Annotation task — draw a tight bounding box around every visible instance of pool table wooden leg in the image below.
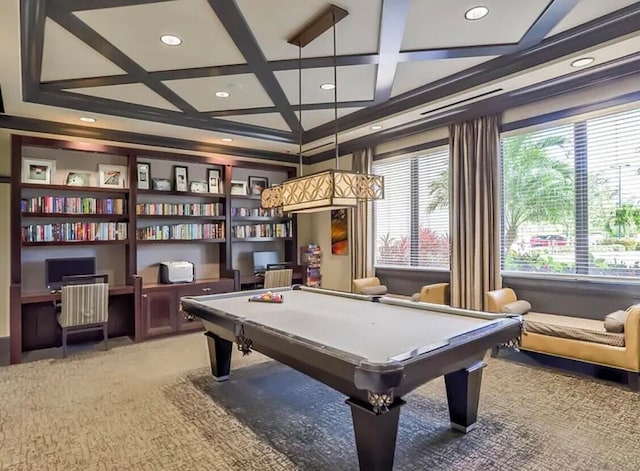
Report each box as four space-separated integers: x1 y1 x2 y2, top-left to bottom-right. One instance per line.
444 361 486 433
205 332 232 382
346 398 405 471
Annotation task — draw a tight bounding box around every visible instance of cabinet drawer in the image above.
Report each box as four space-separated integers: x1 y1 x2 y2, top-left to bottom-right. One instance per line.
178 280 235 297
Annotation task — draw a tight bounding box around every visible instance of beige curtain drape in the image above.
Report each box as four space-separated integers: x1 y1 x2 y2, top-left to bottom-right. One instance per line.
449 115 502 310
350 148 375 280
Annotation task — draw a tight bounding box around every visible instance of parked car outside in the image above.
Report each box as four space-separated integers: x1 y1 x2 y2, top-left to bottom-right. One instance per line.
530 234 568 247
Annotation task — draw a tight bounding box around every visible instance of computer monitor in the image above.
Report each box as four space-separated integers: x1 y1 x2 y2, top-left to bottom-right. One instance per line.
45 257 96 290
252 251 280 274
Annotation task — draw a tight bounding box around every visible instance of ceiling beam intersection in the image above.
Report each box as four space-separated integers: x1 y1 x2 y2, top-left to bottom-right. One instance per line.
518 0 581 49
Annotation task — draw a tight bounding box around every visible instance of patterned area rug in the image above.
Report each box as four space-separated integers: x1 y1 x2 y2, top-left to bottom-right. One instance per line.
1 333 640 470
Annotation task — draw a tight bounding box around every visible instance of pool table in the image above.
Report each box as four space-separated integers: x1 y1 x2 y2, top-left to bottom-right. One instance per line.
180 286 522 471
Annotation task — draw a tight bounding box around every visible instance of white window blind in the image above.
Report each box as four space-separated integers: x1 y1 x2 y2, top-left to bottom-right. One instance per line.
374 147 450 269
501 106 640 279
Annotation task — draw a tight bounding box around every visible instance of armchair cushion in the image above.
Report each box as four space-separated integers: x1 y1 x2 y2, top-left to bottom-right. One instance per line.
360 285 388 296
503 300 532 315
604 310 628 333
413 283 449 304
352 277 382 294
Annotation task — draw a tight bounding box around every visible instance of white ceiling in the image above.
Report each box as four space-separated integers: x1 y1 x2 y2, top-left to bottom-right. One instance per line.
1 0 639 161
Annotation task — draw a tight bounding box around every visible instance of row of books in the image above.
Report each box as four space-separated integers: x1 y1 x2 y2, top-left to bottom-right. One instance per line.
22 223 128 242
136 202 223 216
21 197 126 215
232 223 292 239
136 223 225 241
230 207 285 217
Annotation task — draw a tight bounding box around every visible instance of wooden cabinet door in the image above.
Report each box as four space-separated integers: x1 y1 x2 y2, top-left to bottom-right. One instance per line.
176 280 235 332
142 288 177 338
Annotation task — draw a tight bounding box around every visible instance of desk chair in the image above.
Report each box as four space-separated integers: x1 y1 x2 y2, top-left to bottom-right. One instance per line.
264 269 293 289
58 274 109 358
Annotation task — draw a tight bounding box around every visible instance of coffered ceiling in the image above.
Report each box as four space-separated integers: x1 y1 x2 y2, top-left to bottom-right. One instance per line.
0 0 639 162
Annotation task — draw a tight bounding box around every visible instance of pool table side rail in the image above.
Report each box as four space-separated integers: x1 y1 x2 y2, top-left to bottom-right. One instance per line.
380 297 519 321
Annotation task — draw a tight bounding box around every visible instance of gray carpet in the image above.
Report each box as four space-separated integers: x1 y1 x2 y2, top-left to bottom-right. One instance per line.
1 333 640 470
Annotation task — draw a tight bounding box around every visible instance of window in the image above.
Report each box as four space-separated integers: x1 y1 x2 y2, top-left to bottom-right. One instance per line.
502 107 640 279
374 147 450 269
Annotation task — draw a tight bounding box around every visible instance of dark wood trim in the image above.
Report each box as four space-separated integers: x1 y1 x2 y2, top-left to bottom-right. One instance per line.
374 0 411 103
52 0 175 11
374 138 449 162
0 176 10 184
46 8 198 114
398 44 519 61
10 135 22 285
518 0 581 48
207 0 300 134
9 284 22 364
20 0 47 100
0 115 299 163
0 336 9 366
206 100 375 117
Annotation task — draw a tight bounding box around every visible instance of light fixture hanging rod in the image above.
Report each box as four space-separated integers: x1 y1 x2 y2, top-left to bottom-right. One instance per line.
287 5 349 47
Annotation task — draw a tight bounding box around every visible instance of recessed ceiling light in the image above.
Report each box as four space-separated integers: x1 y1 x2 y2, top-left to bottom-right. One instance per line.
221 138 233 142
370 124 383 130
160 34 182 46
320 83 336 90
79 117 96 123
464 6 489 20
571 57 595 68
215 91 230 98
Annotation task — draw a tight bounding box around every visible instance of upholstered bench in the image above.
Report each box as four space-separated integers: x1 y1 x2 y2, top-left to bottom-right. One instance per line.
486 288 640 391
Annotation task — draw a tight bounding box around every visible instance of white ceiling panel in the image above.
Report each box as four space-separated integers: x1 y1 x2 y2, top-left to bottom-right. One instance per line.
217 113 291 132
65 83 181 111
275 65 376 105
301 107 364 130
402 0 550 50
163 74 274 112
391 56 497 97
546 0 640 38
236 0 382 61
74 0 245 72
41 19 125 81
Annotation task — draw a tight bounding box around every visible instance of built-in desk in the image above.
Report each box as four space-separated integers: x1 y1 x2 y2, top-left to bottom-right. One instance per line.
240 272 304 290
21 285 135 304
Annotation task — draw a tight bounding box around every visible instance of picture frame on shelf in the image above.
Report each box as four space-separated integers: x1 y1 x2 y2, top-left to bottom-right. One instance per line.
98 164 127 188
137 162 151 190
22 158 56 184
65 172 91 187
207 168 221 194
189 181 209 193
174 166 188 192
248 176 269 196
152 178 172 191
230 180 248 195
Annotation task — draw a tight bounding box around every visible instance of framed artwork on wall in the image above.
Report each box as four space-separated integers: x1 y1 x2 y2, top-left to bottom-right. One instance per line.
22 158 56 184
230 180 248 195
174 166 188 192
190 181 209 193
65 172 91 187
208 168 221 193
331 208 348 255
137 162 151 190
152 178 171 191
248 176 269 196
98 164 127 188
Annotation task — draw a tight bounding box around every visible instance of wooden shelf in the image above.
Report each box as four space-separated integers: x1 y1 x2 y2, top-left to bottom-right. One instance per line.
22 239 129 247
231 194 261 200
136 214 225 221
21 183 130 194
137 238 225 244
137 189 225 199
22 212 129 221
232 237 292 242
231 216 290 223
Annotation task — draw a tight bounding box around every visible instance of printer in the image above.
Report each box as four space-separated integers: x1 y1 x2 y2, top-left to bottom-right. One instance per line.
159 261 195 284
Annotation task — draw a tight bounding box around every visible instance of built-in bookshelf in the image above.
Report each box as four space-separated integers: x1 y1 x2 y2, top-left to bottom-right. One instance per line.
136 222 225 241
231 222 292 239
136 202 223 217
23 196 126 215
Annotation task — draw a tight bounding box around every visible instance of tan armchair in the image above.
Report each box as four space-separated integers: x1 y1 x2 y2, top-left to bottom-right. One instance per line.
352 277 388 295
411 283 449 304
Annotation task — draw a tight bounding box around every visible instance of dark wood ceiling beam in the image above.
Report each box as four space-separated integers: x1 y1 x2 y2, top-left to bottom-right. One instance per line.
20 0 47 100
52 0 176 11
46 8 199 114
0 114 299 163
34 89 297 143
207 0 300 134
205 100 374 117
399 44 518 61
373 0 411 103
303 3 640 143
270 53 380 71
518 0 581 48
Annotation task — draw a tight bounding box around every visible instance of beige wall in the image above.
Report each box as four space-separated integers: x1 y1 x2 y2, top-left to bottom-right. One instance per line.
0 132 11 337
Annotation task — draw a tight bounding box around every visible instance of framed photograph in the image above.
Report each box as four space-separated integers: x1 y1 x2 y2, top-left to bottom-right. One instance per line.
208 168 221 194
230 180 248 195
98 164 127 188
137 162 151 190
65 172 91 187
152 178 172 191
189 181 209 193
22 158 56 184
248 176 269 196
174 166 188 192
